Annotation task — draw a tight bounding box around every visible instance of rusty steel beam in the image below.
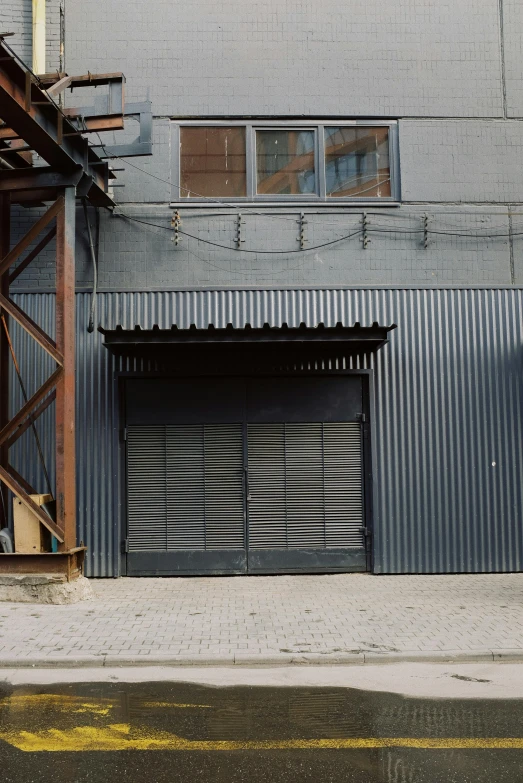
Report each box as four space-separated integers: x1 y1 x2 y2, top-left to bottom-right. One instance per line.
0 193 9 528
0 547 85 578
0 128 18 140
0 466 64 541
55 186 76 552
0 64 85 173
0 294 64 364
0 167 83 193
6 389 56 450
9 225 56 283
0 366 63 446
40 71 124 90
7 463 37 495
0 40 113 206
0 196 64 277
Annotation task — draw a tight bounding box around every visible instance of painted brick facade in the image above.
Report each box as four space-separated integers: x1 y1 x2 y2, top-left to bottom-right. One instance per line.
5 0 523 291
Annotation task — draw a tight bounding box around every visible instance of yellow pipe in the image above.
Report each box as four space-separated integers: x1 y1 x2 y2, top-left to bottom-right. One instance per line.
32 0 46 75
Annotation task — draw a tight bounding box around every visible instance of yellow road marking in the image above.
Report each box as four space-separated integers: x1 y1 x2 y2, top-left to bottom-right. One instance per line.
139 702 212 709
1 695 210 714
1 724 523 753
4 694 113 716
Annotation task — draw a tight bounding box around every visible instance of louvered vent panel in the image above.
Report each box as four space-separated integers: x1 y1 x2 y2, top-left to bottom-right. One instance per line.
127 426 167 551
248 422 364 550
248 425 287 548
166 425 205 550
128 424 244 552
203 425 245 550
285 424 326 548
324 423 364 547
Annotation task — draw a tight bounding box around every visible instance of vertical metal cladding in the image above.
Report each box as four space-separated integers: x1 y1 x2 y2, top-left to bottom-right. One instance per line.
10 288 523 576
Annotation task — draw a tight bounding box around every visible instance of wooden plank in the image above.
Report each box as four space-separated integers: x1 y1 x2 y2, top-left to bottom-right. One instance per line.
13 493 53 553
0 465 64 542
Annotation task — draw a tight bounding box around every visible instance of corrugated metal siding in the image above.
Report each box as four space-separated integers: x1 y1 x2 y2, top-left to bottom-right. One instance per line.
9 289 523 576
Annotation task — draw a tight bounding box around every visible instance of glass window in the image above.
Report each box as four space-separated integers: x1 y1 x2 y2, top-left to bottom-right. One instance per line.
256 130 316 195
175 122 397 201
180 126 247 198
324 127 391 198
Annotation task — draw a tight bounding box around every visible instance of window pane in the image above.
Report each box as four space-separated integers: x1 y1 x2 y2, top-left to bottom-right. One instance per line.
324 127 391 197
256 130 316 195
180 127 246 198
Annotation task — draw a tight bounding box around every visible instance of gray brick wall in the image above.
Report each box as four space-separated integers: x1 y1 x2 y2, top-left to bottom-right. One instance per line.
46 0 62 72
400 120 523 202
0 0 32 65
5 0 523 293
504 0 523 117
0 0 61 71
65 0 504 118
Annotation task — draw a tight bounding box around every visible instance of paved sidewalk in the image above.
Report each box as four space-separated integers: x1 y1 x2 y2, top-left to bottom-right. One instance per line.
1 574 523 667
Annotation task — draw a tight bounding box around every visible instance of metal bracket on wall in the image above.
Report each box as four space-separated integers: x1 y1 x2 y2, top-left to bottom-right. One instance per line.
361 212 369 249
92 101 153 158
171 210 181 246
297 212 307 250
423 214 429 249
235 213 245 250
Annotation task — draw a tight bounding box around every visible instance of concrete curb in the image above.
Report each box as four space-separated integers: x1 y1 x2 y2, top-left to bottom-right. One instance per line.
0 649 522 668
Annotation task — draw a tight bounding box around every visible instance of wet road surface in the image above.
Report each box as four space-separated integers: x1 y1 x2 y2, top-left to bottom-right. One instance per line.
2 680 523 782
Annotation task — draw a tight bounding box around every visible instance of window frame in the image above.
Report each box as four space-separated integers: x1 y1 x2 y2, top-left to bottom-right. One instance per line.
171 119 400 206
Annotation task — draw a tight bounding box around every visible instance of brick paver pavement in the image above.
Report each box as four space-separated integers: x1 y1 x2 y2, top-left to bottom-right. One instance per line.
1 574 523 666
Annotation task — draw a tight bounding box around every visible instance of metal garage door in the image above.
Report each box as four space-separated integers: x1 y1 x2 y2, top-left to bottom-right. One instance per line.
247 422 364 572
124 376 367 575
126 423 247 574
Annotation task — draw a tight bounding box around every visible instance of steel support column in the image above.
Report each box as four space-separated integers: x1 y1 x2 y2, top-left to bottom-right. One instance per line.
0 194 9 528
0 192 76 548
55 187 76 551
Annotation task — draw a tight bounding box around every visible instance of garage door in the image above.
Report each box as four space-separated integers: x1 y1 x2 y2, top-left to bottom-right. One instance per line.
124 377 367 575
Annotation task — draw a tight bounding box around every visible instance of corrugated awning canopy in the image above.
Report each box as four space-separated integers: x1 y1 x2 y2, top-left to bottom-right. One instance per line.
99 321 396 356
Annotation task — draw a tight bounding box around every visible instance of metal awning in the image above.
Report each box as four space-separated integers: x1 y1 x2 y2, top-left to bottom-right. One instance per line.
99 321 396 357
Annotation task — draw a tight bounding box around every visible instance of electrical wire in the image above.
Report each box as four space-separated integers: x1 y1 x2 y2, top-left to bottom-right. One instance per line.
114 211 364 254
114 210 523 257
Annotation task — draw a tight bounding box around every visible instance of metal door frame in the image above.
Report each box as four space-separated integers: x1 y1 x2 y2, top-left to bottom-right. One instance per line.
117 369 375 576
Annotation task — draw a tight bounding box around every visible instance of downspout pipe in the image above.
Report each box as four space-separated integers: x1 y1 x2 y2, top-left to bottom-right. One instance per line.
32 0 46 75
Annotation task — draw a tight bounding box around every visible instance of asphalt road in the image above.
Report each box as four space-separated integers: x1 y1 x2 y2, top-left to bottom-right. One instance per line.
2 679 523 782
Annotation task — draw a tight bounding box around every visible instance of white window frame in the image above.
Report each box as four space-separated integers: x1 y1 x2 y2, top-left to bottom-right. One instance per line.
170 119 400 206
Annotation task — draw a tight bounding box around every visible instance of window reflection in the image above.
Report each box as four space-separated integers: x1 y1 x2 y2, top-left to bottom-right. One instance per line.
180 127 247 198
325 127 390 197
256 130 316 195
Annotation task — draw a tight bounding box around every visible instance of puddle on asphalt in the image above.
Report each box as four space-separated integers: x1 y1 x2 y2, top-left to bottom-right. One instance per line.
1 682 523 782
